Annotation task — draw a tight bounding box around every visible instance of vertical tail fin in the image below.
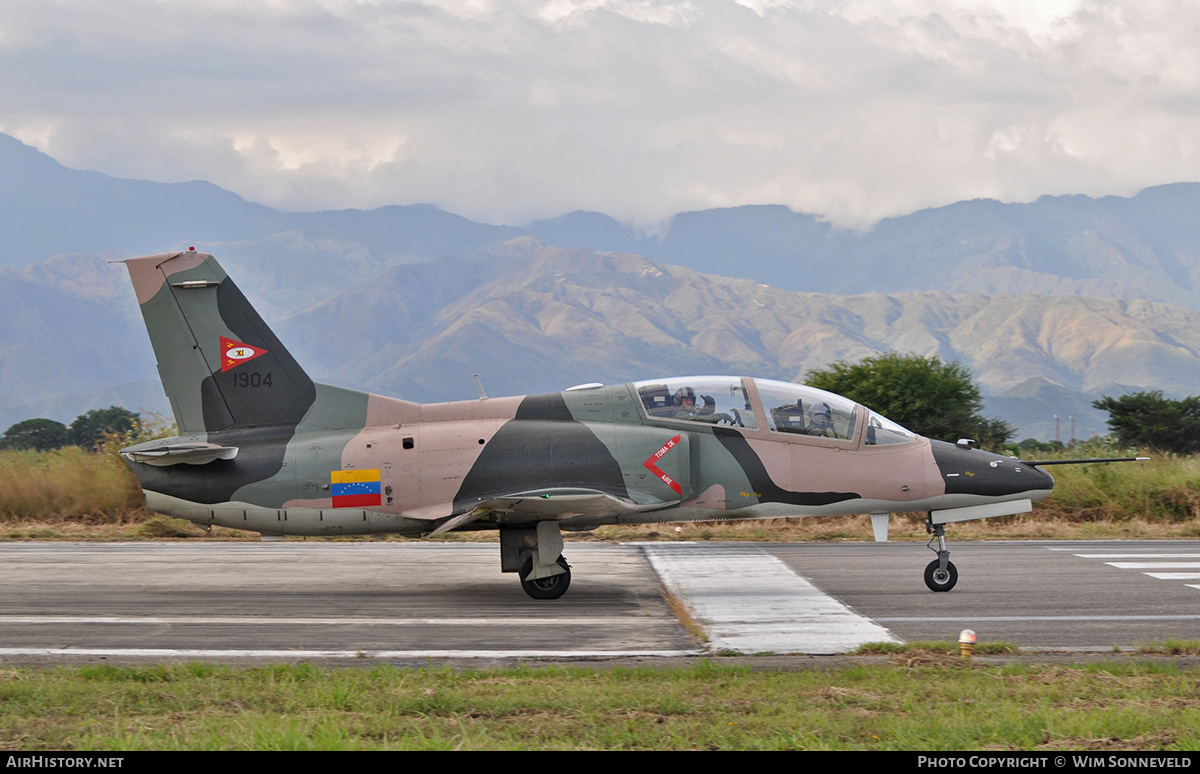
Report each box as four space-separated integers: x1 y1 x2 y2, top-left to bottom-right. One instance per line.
123 249 316 434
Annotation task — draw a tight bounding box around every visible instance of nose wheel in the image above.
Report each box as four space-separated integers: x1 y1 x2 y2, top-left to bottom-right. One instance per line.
924 518 958 592
923 558 958 591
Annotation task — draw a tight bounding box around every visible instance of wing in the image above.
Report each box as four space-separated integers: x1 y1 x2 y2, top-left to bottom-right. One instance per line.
425 488 670 536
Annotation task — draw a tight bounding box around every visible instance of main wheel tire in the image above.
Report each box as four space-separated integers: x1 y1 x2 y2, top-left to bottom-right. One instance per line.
520 556 572 600
924 559 958 592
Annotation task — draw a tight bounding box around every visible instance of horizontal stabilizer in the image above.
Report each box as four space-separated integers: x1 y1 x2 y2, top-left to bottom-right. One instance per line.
120 440 239 467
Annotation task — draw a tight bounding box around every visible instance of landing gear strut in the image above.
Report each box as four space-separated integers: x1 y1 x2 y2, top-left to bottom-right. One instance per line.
924 518 958 592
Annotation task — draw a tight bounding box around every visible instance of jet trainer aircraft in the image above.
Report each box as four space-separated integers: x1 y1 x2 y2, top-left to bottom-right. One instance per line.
120 248 1064 599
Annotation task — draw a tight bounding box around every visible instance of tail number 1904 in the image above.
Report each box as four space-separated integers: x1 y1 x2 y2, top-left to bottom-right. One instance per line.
234 372 273 388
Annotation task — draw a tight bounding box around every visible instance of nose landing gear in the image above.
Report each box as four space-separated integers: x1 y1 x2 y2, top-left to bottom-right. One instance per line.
924 519 958 592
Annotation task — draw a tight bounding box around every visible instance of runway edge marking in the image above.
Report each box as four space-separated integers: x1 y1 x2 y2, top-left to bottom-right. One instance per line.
639 543 899 655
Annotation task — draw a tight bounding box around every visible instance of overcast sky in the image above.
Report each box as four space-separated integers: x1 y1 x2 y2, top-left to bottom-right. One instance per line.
3 0 1199 229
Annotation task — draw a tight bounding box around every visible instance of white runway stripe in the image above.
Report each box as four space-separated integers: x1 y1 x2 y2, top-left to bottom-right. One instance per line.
877 614 1200 622
1063 549 1200 589
1073 554 1200 559
0 615 633 627
0 648 697 660
640 543 897 654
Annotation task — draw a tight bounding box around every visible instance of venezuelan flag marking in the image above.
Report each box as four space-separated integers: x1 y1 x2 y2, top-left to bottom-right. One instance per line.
331 469 382 508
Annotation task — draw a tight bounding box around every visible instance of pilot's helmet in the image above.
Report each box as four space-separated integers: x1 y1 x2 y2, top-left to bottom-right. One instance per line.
673 386 696 406
809 402 833 427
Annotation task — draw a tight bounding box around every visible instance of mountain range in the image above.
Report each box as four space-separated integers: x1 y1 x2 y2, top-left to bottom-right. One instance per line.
3 132 1200 441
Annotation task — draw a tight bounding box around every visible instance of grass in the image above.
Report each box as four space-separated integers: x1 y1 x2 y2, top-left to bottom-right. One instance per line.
1137 640 1200 656
0 447 143 523
663 591 709 644
854 641 1021 656
1035 452 1200 526
0 661 1198 750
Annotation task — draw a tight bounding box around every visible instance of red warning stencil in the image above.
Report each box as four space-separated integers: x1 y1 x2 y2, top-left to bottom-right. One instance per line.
643 434 683 495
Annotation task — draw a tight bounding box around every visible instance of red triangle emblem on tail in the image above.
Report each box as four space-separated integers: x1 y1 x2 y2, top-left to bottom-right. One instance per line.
220 336 269 372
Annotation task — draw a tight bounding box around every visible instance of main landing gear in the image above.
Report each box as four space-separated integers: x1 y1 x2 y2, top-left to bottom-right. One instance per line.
501 522 572 600
924 518 958 592
520 555 572 600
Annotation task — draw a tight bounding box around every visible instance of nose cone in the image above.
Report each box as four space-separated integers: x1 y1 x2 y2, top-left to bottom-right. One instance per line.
930 441 1055 501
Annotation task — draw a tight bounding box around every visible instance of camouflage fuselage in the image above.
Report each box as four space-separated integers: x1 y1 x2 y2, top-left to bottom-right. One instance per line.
130 380 1054 537
119 250 1053 538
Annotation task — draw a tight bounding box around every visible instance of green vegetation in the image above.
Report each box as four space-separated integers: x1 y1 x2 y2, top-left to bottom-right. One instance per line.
1 406 144 453
0 418 68 451
135 515 206 538
805 353 1014 450
0 661 1196 750
1093 391 1200 454
66 406 141 451
0 409 172 523
0 446 143 522
1015 438 1066 455
1137 640 1200 656
855 641 1020 656
1031 441 1200 527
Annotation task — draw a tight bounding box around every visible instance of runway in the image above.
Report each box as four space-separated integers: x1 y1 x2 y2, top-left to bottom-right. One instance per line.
0 539 1198 664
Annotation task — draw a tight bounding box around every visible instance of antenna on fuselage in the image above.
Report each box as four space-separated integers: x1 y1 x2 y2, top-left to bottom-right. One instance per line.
473 373 488 400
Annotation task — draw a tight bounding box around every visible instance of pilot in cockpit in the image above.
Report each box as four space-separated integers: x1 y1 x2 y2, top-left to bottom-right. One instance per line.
672 387 733 424
807 401 836 436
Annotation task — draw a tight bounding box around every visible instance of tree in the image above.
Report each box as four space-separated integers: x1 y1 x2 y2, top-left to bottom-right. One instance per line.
805 352 1015 449
1092 391 1200 454
0 418 69 451
1018 438 1065 454
68 406 141 451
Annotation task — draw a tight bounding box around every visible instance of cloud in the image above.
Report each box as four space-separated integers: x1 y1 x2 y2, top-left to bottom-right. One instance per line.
3 0 1200 228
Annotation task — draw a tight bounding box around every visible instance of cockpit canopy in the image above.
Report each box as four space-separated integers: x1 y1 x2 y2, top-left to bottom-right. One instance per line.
633 376 918 446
